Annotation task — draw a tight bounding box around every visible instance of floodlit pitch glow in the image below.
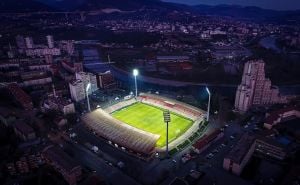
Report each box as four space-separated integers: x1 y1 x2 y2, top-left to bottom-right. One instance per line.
112 102 193 147
133 69 139 76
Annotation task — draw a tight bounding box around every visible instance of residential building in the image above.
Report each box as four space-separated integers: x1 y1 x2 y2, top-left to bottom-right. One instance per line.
25 37 34 49
46 35 54 49
15 35 26 49
75 72 98 94
42 145 82 185
97 70 117 89
59 40 75 55
0 108 17 127
223 133 288 175
16 157 30 174
69 80 85 102
61 59 83 73
45 55 53 64
235 60 287 112
223 133 256 175
20 71 52 87
255 137 287 160
264 106 300 129
156 56 189 63
45 96 75 115
53 116 68 128
6 83 33 110
13 122 36 141
25 47 61 57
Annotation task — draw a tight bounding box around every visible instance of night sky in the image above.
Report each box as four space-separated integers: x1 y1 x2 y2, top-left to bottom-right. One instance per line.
163 0 300 10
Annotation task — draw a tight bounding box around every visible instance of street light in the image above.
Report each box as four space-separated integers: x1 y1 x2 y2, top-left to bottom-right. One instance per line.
133 69 139 97
163 110 171 157
206 87 211 122
86 83 91 112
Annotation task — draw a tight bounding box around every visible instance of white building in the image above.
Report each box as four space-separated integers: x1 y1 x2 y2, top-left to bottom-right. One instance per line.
235 60 287 112
25 48 61 57
75 72 97 94
69 80 85 102
46 35 54 49
25 37 34 49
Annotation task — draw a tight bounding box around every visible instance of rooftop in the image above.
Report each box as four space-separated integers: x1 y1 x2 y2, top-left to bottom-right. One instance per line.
14 122 34 135
69 79 83 86
48 96 73 106
6 83 32 106
225 133 255 164
43 145 80 172
266 105 300 126
157 56 189 60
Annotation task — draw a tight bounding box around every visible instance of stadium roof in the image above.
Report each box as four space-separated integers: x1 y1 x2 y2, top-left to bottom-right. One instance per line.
82 109 159 154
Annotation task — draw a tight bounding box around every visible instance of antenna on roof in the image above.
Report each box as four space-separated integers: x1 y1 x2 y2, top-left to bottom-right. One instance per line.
8 43 12 51
52 84 57 97
107 54 111 64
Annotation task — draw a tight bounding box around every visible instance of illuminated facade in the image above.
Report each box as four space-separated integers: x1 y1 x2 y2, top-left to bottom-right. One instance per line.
235 60 287 112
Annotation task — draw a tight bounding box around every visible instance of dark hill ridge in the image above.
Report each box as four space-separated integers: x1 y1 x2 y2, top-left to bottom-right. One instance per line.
34 0 194 15
0 0 299 23
0 0 55 12
35 0 167 11
194 4 300 20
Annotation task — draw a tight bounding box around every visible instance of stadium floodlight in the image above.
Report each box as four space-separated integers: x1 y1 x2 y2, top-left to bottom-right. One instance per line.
133 69 139 97
163 110 171 157
133 69 139 76
206 87 211 122
86 83 91 112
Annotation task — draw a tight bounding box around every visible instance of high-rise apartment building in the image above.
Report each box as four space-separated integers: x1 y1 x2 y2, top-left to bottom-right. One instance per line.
69 80 85 102
25 37 34 49
75 72 97 94
46 35 54 49
235 60 287 112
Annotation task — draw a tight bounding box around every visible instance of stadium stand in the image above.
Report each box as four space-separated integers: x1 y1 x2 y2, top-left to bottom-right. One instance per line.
82 109 159 155
139 93 203 121
104 99 137 114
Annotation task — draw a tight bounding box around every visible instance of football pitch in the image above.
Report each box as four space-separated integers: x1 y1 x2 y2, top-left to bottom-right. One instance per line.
111 102 193 148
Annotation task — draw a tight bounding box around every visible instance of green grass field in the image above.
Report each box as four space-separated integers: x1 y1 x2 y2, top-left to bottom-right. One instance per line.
111 102 193 148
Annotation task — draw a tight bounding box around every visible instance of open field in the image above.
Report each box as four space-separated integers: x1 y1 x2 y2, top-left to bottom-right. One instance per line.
111 102 193 147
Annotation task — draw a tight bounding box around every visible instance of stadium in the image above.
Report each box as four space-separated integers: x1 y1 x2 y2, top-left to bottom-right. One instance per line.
81 93 205 158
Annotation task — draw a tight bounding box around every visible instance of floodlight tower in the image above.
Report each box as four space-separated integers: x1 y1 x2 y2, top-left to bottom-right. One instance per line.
86 83 91 112
163 110 171 157
133 69 139 97
206 87 211 122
